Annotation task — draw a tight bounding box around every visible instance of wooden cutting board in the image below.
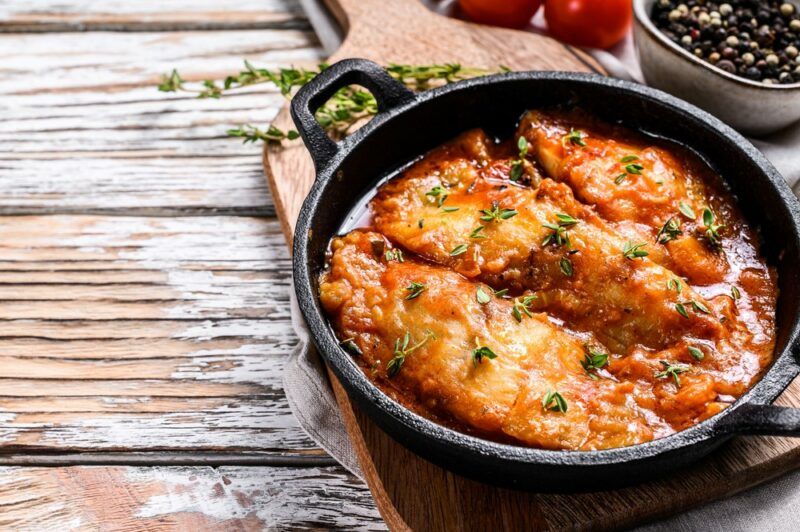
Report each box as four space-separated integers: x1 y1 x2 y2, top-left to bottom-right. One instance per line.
263 0 800 529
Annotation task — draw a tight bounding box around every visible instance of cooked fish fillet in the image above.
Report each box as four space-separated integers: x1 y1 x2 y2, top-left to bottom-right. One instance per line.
518 111 728 284
370 131 725 354
319 230 658 450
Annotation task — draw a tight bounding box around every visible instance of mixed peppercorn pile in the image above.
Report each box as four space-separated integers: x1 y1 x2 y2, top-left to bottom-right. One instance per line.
651 0 800 84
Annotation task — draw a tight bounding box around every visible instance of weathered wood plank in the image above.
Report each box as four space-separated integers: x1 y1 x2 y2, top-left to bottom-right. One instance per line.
0 215 320 453
0 29 322 215
0 0 308 32
0 466 385 530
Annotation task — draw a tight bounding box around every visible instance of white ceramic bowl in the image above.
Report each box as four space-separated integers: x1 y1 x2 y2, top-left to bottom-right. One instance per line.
633 0 800 136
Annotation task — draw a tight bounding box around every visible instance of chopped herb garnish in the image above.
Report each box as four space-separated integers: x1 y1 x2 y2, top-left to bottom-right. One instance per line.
385 249 404 262
621 155 639 163
622 241 649 260
675 299 710 318
542 213 579 248
340 337 362 357
476 287 491 304
560 257 574 276
655 360 690 387
702 207 724 248
404 281 426 300
510 161 524 182
656 217 682 244
518 136 529 157
387 331 434 377
582 344 609 378
542 390 568 413
625 163 644 175
442 206 459 212
667 277 683 294
450 244 469 256
512 295 538 322
493 288 509 298
615 173 627 185
469 225 487 239
425 185 448 207
472 340 498 367
688 346 704 361
678 202 696 219
563 128 586 147
731 285 741 301
480 201 518 222
509 137 530 182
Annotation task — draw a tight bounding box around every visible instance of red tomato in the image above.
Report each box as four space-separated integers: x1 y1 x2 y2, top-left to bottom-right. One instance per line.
458 0 542 29
544 0 632 49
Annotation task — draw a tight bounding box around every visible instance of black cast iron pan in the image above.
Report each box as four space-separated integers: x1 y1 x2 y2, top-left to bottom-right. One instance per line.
290 58 800 491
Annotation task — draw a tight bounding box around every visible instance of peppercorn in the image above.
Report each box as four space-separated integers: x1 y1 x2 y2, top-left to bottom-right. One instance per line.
717 59 737 72
745 66 762 79
650 0 800 85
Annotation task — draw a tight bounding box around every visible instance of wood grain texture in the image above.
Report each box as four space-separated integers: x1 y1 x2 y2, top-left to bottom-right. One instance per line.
0 0 384 528
0 27 323 216
0 466 384 530
0 216 319 454
262 0 800 529
0 0 308 32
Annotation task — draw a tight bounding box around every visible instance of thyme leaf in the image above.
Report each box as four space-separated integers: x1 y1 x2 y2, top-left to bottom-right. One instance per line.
387 330 434 377
655 360 690 387
404 282 426 300
656 217 682 244
542 390 568 412
622 241 649 260
563 128 586 147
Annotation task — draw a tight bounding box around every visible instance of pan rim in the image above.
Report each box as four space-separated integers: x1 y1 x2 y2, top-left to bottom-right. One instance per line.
293 69 800 468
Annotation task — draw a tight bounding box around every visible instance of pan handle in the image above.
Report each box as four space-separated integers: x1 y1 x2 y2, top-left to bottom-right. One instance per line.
290 58 416 173
718 403 800 436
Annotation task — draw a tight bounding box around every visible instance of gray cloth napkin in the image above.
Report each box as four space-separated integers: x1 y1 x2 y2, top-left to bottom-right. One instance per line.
281 18 800 528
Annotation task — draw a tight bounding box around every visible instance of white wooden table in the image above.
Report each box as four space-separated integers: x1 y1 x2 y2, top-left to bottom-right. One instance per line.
0 1 384 528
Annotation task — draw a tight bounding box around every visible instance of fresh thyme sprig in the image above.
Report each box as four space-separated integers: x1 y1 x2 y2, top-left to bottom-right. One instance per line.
227 125 300 144
405 281 426 300
510 137 529 182
476 287 491 304
702 207 725 248
615 155 643 184
480 202 518 223
158 61 503 144
542 390 568 413
387 330 435 377
581 344 609 379
675 299 711 319
542 213 579 248
655 360 690 387
622 241 649 260
562 128 586 147
471 338 498 367
425 185 448 207
656 217 682 244
512 294 538 322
